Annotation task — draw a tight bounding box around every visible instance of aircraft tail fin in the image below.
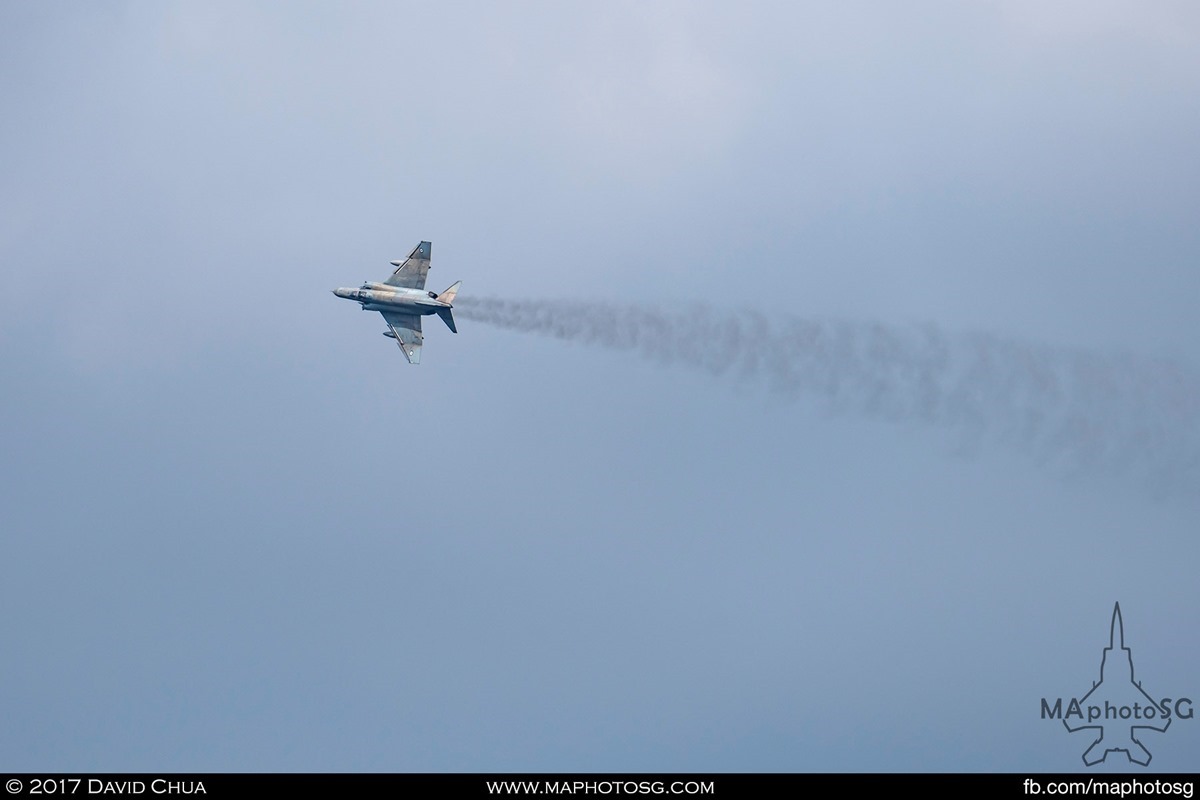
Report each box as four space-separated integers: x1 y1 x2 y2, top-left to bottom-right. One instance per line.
436 280 461 305
436 307 458 333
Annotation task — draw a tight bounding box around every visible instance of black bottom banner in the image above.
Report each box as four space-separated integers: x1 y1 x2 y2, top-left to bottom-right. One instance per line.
4 774 1198 799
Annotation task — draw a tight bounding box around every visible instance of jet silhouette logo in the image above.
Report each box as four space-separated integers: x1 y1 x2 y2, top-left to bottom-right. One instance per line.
1041 603 1193 766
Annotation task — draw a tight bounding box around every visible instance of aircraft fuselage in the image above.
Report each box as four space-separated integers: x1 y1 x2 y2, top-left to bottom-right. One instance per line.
332 285 449 316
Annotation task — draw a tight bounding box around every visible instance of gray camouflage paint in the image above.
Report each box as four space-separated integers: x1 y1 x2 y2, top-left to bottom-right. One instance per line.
332 240 461 363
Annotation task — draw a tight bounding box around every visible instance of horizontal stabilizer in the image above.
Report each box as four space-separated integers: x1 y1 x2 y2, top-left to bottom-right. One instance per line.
437 308 458 333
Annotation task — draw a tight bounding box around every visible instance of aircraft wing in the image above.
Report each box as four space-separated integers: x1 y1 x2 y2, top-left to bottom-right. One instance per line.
383 241 432 291
381 312 423 364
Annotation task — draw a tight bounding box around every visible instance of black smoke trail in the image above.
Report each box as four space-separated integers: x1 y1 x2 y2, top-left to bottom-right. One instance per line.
456 296 1200 493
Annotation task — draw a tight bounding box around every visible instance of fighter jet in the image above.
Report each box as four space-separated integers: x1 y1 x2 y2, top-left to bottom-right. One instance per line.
332 241 460 364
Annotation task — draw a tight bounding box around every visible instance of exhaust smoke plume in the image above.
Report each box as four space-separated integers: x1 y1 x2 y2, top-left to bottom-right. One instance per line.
457 297 1200 492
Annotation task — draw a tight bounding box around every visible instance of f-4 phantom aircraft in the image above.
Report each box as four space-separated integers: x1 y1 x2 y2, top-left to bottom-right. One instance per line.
332 241 460 364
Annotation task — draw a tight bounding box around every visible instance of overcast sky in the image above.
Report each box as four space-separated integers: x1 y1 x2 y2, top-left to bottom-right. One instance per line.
2 1 1199 772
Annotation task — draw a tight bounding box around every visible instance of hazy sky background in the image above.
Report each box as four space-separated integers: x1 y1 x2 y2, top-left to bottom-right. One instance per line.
2 1 1198 772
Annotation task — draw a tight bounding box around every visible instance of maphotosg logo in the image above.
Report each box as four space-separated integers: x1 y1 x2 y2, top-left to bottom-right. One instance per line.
1041 603 1193 766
